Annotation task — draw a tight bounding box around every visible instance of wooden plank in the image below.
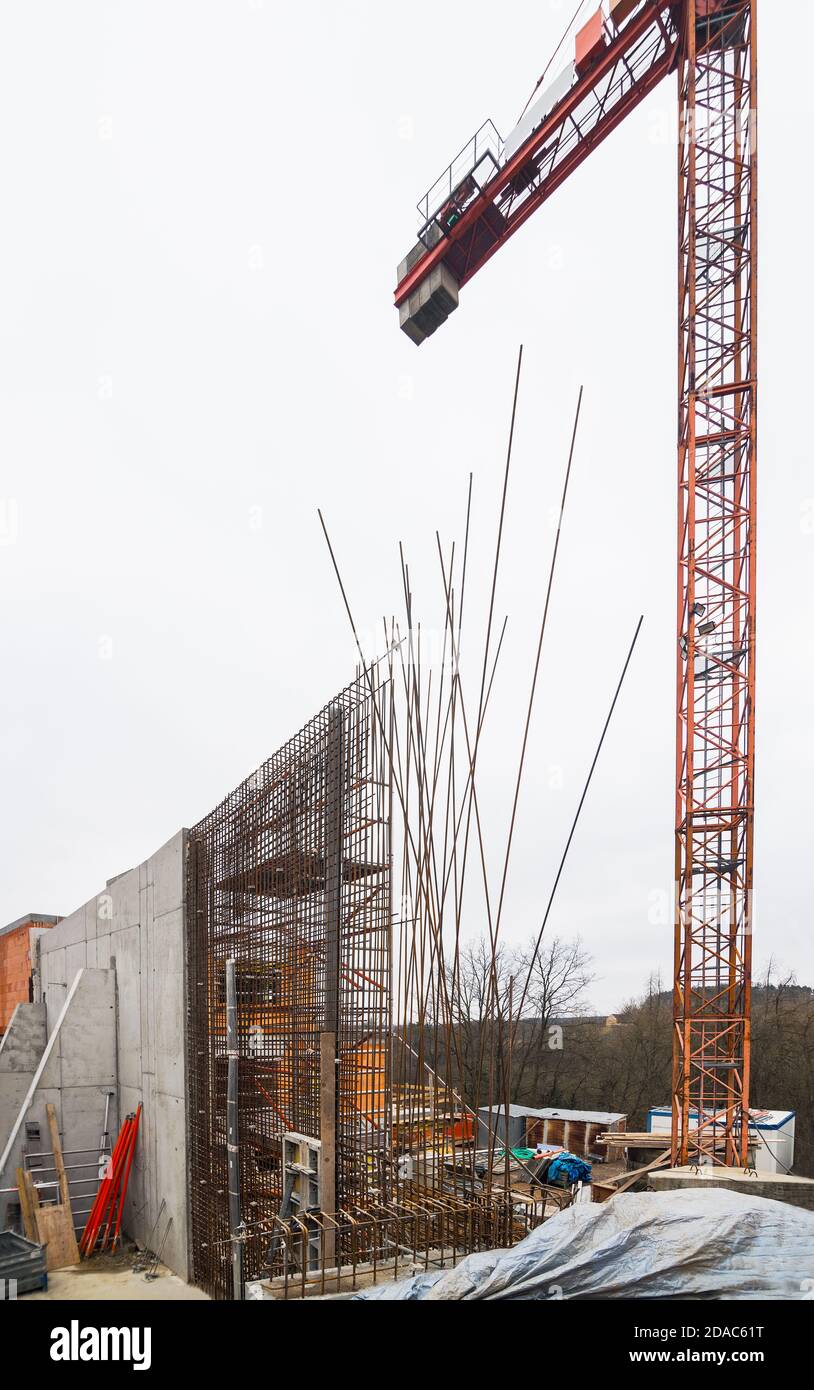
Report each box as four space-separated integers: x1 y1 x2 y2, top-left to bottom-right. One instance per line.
598 1131 671 1146
591 1181 619 1204
31 1106 80 1269
16 1166 37 1241
24 1170 41 1221
36 1202 80 1271
613 1152 669 1194
46 1103 72 1206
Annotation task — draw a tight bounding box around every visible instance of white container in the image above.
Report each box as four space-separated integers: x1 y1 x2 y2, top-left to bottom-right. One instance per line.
646 1106 796 1174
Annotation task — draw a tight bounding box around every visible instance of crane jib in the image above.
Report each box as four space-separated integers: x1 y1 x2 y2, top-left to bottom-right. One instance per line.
394 1 683 345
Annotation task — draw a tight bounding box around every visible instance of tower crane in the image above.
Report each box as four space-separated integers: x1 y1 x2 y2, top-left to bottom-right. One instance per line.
395 0 757 1169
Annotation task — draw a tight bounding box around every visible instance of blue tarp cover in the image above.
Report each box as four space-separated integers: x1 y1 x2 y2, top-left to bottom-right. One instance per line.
352 1188 814 1300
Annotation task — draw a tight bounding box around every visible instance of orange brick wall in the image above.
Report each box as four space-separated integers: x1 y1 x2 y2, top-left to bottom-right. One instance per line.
0 921 56 1034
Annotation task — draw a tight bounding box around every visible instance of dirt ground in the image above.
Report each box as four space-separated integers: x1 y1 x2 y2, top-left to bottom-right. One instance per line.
20 1164 630 1302
22 1245 209 1301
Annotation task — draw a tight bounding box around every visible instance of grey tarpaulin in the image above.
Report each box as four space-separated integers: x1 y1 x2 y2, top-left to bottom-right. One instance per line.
352 1189 814 1300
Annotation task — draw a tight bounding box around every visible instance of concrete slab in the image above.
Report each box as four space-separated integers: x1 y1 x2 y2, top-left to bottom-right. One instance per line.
154 911 184 1099
154 1092 188 1278
0 1006 48 1150
43 945 66 992
0 1002 46 1068
650 1165 814 1212
115 925 142 1091
59 969 116 1089
0 1076 35 1153
84 899 100 941
111 866 140 932
150 831 186 919
65 940 87 981
59 1083 114 1157
139 895 155 1081
153 906 184 973
37 1043 62 1090
43 982 67 1040
53 909 89 950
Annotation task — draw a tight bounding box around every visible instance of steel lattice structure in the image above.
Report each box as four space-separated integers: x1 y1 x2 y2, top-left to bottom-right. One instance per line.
673 0 756 1166
394 0 759 1168
187 675 393 1298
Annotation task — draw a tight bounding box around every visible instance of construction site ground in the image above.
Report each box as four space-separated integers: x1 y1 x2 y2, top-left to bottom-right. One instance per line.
21 1246 209 1302
593 1158 627 1184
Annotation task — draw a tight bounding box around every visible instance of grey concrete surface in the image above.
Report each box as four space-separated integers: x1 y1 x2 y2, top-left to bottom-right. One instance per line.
32 830 189 1279
0 970 116 1232
649 1164 814 1212
24 1263 208 1302
0 1003 47 1154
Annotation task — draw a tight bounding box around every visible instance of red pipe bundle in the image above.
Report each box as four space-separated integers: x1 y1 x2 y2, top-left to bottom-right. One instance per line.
80 1104 142 1257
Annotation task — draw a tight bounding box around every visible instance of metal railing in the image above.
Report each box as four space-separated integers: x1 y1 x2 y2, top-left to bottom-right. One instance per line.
417 119 503 231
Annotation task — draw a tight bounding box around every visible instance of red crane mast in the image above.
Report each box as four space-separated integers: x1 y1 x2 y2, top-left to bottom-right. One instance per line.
395 0 757 1168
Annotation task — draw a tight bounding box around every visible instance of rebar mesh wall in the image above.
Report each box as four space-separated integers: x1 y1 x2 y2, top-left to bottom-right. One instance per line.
187 676 392 1298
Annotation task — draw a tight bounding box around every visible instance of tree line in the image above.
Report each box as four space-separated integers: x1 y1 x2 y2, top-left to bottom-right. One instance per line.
425 936 814 1177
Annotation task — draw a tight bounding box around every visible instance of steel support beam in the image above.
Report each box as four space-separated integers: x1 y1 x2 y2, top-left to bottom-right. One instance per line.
319 703 344 1262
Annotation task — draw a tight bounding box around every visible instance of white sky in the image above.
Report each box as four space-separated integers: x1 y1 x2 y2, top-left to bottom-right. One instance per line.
1 2 811 1011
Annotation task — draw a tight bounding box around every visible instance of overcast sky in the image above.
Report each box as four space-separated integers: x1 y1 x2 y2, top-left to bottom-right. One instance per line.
1 1 811 1012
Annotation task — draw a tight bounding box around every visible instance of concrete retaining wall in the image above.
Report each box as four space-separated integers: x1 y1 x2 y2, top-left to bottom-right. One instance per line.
35 830 189 1277
0 1002 47 1157
0 970 117 1235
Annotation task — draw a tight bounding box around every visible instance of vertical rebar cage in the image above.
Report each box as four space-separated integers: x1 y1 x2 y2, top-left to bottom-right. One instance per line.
187 675 393 1298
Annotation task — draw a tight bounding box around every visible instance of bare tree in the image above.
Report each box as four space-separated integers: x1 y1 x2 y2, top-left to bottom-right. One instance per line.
441 937 513 1104
434 942 814 1177
516 936 595 1026
510 936 596 1101
440 933 595 1108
